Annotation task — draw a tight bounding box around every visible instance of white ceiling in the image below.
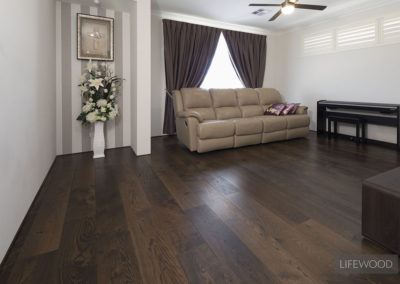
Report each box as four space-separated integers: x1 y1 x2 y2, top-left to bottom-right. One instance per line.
61 0 132 12
151 0 398 31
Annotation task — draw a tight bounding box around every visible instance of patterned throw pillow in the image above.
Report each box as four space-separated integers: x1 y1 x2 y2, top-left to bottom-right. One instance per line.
264 103 286 116
282 104 296 115
289 103 300 114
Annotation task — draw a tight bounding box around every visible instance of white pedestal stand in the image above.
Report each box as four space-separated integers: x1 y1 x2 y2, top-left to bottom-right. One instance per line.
93 121 105 159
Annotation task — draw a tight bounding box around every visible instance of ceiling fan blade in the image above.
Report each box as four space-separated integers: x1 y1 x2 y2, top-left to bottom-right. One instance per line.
294 4 327 10
249 4 281 6
269 10 282 21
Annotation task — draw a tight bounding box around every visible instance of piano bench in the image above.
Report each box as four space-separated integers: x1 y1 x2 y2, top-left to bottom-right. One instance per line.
327 115 366 144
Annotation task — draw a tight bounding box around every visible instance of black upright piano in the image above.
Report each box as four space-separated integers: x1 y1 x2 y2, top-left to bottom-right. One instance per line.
317 100 400 150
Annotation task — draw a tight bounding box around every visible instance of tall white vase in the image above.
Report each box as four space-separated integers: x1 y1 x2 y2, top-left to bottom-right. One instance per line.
93 121 105 159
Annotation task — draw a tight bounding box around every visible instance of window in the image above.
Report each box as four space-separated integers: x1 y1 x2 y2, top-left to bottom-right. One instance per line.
337 22 377 49
303 13 400 56
303 31 334 55
383 16 400 43
201 34 244 89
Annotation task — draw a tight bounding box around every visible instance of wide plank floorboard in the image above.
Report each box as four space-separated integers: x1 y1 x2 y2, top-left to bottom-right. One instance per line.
1 132 400 283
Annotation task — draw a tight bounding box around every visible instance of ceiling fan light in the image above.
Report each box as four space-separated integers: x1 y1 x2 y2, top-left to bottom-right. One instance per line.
281 3 295 15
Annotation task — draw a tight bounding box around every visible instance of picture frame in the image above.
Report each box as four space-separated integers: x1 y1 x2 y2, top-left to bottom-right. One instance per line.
77 13 114 61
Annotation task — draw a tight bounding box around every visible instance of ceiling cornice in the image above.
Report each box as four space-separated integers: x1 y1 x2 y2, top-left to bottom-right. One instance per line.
152 10 274 36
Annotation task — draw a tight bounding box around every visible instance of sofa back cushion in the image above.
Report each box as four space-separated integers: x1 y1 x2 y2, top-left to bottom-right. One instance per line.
182 88 212 108
210 89 241 120
181 88 216 120
256 88 283 105
235 88 263 118
236 88 260 105
210 89 237 107
176 88 283 121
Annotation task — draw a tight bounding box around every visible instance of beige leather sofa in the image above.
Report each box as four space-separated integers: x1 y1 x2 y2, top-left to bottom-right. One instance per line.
173 88 310 153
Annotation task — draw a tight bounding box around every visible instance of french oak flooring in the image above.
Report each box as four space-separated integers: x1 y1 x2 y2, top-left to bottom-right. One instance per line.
1 132 400 283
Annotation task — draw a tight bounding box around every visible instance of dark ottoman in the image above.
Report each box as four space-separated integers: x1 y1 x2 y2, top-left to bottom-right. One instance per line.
362 167 400 254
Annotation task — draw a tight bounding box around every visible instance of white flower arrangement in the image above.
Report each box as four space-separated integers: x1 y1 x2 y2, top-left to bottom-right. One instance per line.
77 60 122 124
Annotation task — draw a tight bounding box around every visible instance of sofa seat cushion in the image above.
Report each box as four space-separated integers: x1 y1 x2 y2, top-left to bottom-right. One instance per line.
215 107 242 120
230 118 263 136
286 114 310 129
197 120 235 139
240 105 264 118
256 115 287 133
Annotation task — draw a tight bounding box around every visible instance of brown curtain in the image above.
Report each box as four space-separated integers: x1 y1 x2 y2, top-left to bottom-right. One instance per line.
162 19 221 135
223 30 267 88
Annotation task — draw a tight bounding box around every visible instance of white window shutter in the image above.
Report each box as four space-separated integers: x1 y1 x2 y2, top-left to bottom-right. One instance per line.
383 16 400 44
336 22 377 49
303 32 334 55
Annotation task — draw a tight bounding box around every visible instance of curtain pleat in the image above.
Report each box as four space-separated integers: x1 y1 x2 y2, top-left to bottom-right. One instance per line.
222 30 267 88
162 20 221 135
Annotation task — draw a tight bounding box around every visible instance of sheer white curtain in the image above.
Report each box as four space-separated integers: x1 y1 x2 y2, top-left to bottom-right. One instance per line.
201 34 243 89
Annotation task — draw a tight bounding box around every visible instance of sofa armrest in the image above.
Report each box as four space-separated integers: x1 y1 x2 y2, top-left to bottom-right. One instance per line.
295 106 308 115
176 117 199 152
177 110 204 122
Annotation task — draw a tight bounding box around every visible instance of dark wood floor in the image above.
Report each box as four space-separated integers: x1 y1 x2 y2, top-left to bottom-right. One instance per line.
1 132 400 283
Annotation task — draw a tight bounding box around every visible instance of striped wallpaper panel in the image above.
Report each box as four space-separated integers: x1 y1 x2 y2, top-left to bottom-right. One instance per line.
56 3 131 155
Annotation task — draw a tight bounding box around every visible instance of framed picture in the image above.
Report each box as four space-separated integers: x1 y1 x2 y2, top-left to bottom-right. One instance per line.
77 13 114 61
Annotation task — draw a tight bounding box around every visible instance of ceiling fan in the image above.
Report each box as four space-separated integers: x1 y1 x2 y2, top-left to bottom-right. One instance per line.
249 0 327 21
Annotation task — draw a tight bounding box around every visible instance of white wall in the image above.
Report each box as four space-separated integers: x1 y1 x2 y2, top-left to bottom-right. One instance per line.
151 15 166 137
263 34 281 89
0 0 56 261
132 0 152 155
273 3 400 143
131 2 137 152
